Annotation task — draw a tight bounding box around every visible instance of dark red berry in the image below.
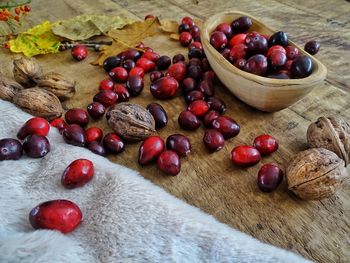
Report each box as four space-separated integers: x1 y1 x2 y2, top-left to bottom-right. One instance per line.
172 54 185 64
244 54 268 76
210 31 228 50
0 138 22 161
23 135 50 158
119 49 142 61
178 110 200 130
203 110 220 127
71 45 88 61
129 67 145 78
99 79 114 91
229 33 247 47
304 40 320 55
145 14 155 20
109 67 128 82
85 127 103 143
141 51 160 62
203 129 225 152
257 163 284 192
215 23 232 38
189 25 200 39
187 65 203 80
87 102 105 120
17 117 50 140
253 134 279 155
166 62 187 82
136 58 155 72
103 133 125 154
182 77 196 94
87 141 106 156
269 31 288 47
231 145 261 166
212 116 240 139
126 75 144 96
65 109 89 127
103 56 121 72
197 81 214 98
234 58 246 69
187 100 209 117
266 45 286 57
62 124 86 147
146 103 168 129
229 44 247 61
221 48 231 60
231 16 252 32
61 159 94 189
285 45 299 60
150 71 164 83
157 150 181 176
185 90 205 104
121 59 136 72
178 23 190 33
166 134 191 157
291 56 313 78
181 16 194 27
50 118 66 133
207 97 226 113
156 55 171 70
180 32 193 46
114 84 130 102
150 76 179 99
93 90 118 107
268 51 287 67
188 58 202 68
138 136 165 165
245 33 268 54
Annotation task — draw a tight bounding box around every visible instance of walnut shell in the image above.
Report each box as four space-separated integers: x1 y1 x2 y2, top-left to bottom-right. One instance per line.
0 76 24 101
13 57 43 87
307 116 350 166
36 72 76 101
13 88 63 121
287 148 348 200
107 102 156 141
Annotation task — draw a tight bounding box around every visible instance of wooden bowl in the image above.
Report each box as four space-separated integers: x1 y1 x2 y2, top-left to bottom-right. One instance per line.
201 11 327 112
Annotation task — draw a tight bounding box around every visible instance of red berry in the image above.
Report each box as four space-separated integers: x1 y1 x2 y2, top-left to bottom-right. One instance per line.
266 45 286 57
268 51 287 67
114 84 130 102
71 45 88 61
231 16 252 32
99 79 114 91
24 5 31 12
17 117 50 140
149 71 164 83
156 56 171 70
109 67 128 82
14 15 20 22
87 102 105 120
231 145 261 166
15 7 21 15
181 16 194 28
304 40 320 55
187 65 203 80
203 129 225 152
150 76 179 100
172 54 185 64
65 108 89 127
61 159 94 189
203 110 220 127
189 41 203 50
129 67 145 78
93 90 118 107
62 124 86 147
221 48 231 59
180 32 193 46
136 58 156 72
87 141 106 156
23 135 50 158
229 33 247 47
178 23 190 33
210 31 228 50
146 103 168 129
50 118 66 133
121 59 136 72
181 77 196 94
244 54 268 76
215 23 233 38
166 134 191 157
185 90 205 104
157 150 181 176
187 100 209 117
0 138 22 161
138 136 165 165
85 127 103 143
207 97 226 114
285 45 299 60
141 51 160 62
212 116 240 139
253 134 279 155
29 200 82 234
245 33 268 54
135 42 145 49
197 80 214 98
291 56 313 78
119 49 142 61
145 14 155 20
103 133 125 154
178 110 200 130
166 62 187 82
229 44 247 61
189 25 200 39
234 58 247 69
284 60 293 71
126 75 144 97
257 163 284 192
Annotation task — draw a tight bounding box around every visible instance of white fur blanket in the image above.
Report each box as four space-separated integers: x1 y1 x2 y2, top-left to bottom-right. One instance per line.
0 100 309 263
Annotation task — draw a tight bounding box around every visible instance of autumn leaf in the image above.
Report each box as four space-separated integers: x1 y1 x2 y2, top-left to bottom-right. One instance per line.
159 20 179 33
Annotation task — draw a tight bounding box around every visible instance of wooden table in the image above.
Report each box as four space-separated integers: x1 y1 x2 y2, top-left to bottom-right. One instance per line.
1 1 350 262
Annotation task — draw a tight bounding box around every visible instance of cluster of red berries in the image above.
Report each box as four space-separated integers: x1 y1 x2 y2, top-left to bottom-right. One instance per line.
210 16 320 79
0 4 31 22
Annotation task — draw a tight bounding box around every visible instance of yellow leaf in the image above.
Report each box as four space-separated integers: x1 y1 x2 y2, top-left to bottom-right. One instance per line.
159 20 179 33
169 33 180 40
9 21 61 57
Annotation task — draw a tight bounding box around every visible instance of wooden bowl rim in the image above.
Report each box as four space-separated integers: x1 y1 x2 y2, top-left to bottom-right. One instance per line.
201 11 327 88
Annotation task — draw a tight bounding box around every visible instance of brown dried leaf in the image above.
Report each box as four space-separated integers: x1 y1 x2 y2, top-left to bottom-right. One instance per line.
169 33 180 41
159 20 179 33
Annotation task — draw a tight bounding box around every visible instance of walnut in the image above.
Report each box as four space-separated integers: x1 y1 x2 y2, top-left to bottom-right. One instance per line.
13 57 43 87
107 102 156 141
307 116 350 166
0 76 24 101
286 148 349 200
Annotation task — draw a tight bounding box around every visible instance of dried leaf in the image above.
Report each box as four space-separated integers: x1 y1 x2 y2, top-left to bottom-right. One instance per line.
194 19 203 28
159 20 179 33
9 21 61 57
169 33 180 40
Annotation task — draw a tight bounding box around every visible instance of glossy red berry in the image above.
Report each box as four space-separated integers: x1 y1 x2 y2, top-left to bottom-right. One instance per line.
157 150 181 176
87 102 105 120
71 45 88 61
253 134 279 155
172 54 185 64
29 200 82 234
212 116 240 139
197 81 215 98
87 141 106 156
138 136 165 165
62 124 86 147
61 159 94 189
244 54 268 76
0 138 23 161
119 49 142 61
304 40 320 55
141 51 160 62
149 71 164 83
187 65 203 80
50 118 66 133
178 110 200 130
178 23 190 33
245 33 268 54
109 67 128 82
146 103 168 129
268 51 287 67
65 108 89 127
156 56 171 70
187 100 209 117
189 25 200 39
103 133 125 154
99 79 114 91
103 56 121 72
121 59 136 72
229 43 247 62
266 45 286 57
17 117 50 140
231 145 261 166
203 110 220 127
23 135 50 158
181 16 194 28
234 58 247 69
126 75 144 97
136 58 156 72
181 77 196 94
291 56 313 78
257 163 284 192
207 97 226 114
93 90 118 107
203 129 225 152
150 76 179 100
231 16 252 32
129 67 145 78
85 127 103 143
144 14 155 20
166 134 191 157
24 5 31 12
180 32 193 46
269 31 288 47
229 33 247 47
215 23 232 38
189 41 202 50
210 31 228 50
185 90 205 104
166 62 187 82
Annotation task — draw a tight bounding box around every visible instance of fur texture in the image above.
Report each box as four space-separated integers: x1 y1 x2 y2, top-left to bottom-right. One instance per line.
0 101 310 263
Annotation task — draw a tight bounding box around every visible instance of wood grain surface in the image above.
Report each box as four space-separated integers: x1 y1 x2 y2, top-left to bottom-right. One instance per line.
1 1 350 262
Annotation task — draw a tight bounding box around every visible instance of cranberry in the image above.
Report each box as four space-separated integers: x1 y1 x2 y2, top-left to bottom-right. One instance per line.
121 59 136 72
65 108 89 127
231 145 261 166
210 31 228 50
215 23 232 38
93 90 118 107
23 134 50 158
188 58 202 68
203 129 225 152
87 102 105 120
71 45 88 61
85 127 103 143
88 141 106 156
266 45 286 57
253 134 278 155
284 60 293 71
180 32 193 46
166 134 191 157
62 124 86 147
29 200 82 234
291 56 313 78
229 44 247 61
203 110 220 127
188 48 204 59
197 81 214 98
145 14 155 20
244 54 268 76
245 33 268 54
126 75 144 96
141 51 160 62
185 90 205 104
178 110 200 130
157 150 181 175
138 136 165 165
187 100 209 117
0 138 22 161
203 71 216 87
304 40 320 55
178 23 190 33
150 76 178 99
172 54 185 64
268 51 287 67
231 16 252 32
201 58 211 71
150 71 164 83
166 63 187 82
207 96 226 113
269 31 288 47
182 77 196 94
17 117 50 140
212 116 240 139
189 26 200 39
146 103 168 129
119 49 142 61
50 118 66 133
144 47 154 52
156 55 171 70
135 42 145 49
114 84 130 102
188 65 203 80
103 133 125 154
136 58 155 72
103 56 121 72
229 33 247 47
234 58 246 69
181 16 194 27
99 79 114 91
61 159 94 189
285 46 299 60
257 163 284 192
109 67 128 82
129 67 145 78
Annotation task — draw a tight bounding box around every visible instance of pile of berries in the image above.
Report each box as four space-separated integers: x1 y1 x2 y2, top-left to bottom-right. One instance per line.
0 4 31 22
